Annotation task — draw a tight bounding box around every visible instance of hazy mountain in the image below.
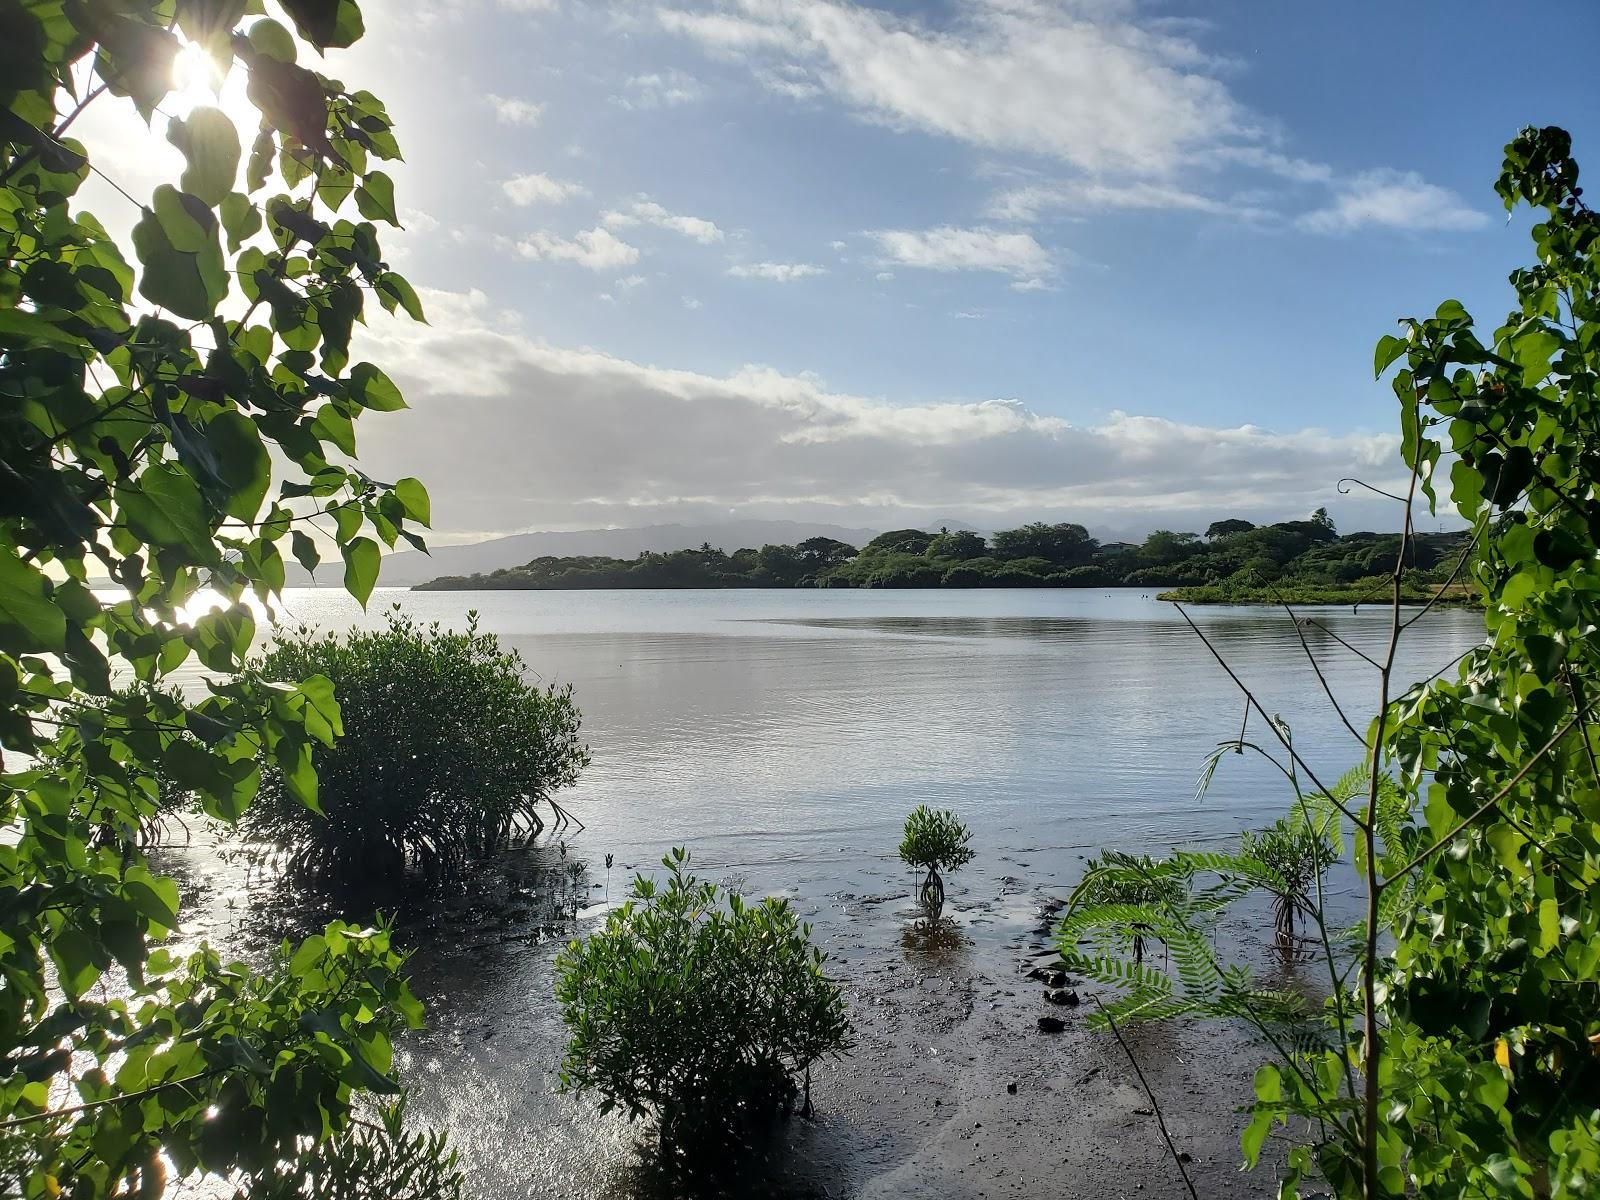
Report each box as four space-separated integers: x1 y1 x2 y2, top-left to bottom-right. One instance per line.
286 521 888 587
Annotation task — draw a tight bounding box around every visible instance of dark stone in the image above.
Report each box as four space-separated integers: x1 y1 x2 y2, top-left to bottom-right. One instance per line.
1006 1081 1018 1094
1045 970 1067 988
1036 1016 1066 1033
1045 988 1080 1007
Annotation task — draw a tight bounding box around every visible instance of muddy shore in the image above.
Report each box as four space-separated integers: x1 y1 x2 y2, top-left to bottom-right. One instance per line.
160 836 1291 1199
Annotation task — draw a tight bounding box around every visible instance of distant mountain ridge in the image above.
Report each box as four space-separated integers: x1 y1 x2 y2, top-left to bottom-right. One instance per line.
286 520 889 587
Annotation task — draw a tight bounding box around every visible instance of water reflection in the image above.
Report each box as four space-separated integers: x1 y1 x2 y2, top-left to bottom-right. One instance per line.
899 916 970 969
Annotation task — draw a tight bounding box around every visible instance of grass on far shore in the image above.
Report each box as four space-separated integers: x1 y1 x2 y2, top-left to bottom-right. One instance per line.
1157 580 1480 608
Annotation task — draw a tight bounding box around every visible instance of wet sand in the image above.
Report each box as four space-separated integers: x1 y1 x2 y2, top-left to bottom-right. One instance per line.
220 842 1292 1199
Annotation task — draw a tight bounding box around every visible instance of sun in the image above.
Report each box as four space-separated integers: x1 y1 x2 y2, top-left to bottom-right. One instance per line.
164 36 260 135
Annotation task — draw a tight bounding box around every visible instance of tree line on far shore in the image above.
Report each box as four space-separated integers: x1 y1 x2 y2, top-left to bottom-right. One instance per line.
417 509 1467 597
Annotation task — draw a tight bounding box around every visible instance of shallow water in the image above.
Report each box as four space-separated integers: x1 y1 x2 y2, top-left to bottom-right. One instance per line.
161 587 1483 1197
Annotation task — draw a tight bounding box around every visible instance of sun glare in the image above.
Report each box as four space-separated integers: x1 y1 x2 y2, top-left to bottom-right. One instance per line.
171 40 221 112
165 37 257 132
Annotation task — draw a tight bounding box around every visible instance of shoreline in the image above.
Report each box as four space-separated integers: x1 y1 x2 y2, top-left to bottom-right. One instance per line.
163 831 1279 1197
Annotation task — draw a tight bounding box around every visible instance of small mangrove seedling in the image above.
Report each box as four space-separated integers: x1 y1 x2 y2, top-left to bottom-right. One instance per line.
604 853 614 905
898 806 975 916
1239 817 1337 952
1065 852 1192 965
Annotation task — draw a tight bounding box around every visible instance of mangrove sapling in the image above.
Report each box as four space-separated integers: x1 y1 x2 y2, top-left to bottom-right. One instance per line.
240 609 589 887
898 805 975 916
554 848 851 1157
1066 852 1194 966
1239 818 1337 953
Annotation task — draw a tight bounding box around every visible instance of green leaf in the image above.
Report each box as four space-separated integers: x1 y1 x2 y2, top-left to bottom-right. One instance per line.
94 15 181 116
351 362 406 411
278 0 366 49
296 673 343 746
220 191 262 252
274 731 320 812
116 463 215 556
246 17 298 63
394 477 430 525
0 554 68 654
203 410 272 521
168 106 241 207
353 170 398 225
377 272 426 322
291 529 321 573
49 929 101 1000
342 536 380 606
131 185 228 319
1374 333 1408 378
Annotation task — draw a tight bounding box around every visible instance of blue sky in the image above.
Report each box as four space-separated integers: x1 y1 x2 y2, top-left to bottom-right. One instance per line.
175 1 1600 539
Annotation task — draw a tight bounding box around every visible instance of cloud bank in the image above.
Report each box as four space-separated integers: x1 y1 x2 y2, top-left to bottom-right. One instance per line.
351 289 1407 538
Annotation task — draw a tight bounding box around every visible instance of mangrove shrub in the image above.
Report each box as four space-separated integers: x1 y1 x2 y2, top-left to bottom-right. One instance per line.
898 804 975 914
554 848 851 1152
242 609 589 885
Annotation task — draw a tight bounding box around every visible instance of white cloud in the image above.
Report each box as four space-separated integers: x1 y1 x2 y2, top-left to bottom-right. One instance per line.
683 296 703 310
351 287 1405 537
615 69 705 109
727 261 827 281
869 226 1054 282
1297 170 1489 234
501 172 587 206
658 0 1256 176
986 179 1271 223
658 2 1478 242
603 197 725 243
487 94 543 126
499 0 557 11
516 227 641 271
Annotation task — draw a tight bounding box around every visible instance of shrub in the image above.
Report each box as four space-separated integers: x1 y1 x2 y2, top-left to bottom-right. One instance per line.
1051 564 1111 587
240 609 588 885
940 563 987 587
898 805 975 913
554 849 851 1152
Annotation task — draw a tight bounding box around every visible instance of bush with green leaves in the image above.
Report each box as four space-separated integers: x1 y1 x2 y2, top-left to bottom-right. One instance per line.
897 804 975 913
0 1 459 1192
241 608 589 884
554 848 851 1154
1061 128 1600 1199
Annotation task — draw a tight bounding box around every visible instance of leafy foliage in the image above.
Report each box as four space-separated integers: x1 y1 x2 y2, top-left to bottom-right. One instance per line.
421 520 1471 598
239 608 589 885
0 1 455 1193
1063 851 1196 967
554 848 852 1154
897 804 974 913
1068 127 1600 1199
1059 850 1318 1034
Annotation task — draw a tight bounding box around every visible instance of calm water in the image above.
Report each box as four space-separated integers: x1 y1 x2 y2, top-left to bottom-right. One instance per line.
163 587 1483 1196
203 586 1480 871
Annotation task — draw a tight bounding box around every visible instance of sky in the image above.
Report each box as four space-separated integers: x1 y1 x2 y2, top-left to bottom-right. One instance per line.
75 1 1600 542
